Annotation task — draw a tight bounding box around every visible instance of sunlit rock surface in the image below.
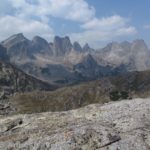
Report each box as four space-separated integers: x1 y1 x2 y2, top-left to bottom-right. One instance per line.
0 98 150 150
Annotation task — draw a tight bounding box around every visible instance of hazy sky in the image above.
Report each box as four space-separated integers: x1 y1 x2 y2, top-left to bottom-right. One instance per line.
0 0 150 48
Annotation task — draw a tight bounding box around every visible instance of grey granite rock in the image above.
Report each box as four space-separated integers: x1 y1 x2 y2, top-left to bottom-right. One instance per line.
0 98 150 150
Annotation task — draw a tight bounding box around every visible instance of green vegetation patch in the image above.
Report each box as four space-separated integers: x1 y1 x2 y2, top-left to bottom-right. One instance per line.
109 91 129 101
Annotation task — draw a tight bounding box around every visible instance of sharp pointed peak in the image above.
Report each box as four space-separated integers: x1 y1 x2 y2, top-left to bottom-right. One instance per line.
1 33 29 46
83 43 94 52
73 41 82 52
9 33 26 39
32 36 48 43
73 41 82 47
73 41 80 44
83 43 90 48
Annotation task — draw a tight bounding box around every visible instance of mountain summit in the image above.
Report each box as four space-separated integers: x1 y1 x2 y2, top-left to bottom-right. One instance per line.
53 36 72 56
96 39 150 71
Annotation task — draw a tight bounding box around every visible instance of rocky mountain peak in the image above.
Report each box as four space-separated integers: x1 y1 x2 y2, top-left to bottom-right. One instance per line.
1 33 31 61
102 42 122 54
1 34 150 84
83 43 91 52
132 39 148 50
1 33 27 47
53 36 72 56
73 41 82 52
32 36 48 44
108 41 120 48
103 41 132 54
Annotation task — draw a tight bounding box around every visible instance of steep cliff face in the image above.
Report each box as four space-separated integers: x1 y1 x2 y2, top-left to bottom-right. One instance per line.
31 36 53 55
52 36 73 56
0 98 150 150
0 45 9 62
73 41 83 52
83 43 94 52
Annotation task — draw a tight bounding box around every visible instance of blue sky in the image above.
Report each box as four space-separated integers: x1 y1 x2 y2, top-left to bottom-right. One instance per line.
0 0 150 48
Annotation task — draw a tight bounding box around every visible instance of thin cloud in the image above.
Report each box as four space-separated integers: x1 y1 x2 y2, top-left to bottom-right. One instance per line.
81 16 129 30
8 0 95 23
0 0 137 47
0 15 54 41
70 15 137 46
143 25 150 29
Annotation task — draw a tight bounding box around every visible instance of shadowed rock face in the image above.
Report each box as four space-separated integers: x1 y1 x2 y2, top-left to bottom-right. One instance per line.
0 98 150 150
53 36 72 56
0 45 9 62
83 43 93 52
0 61 55 93
1 33 26 47
31 36 53 55
73 41 82 52
1 33 31 61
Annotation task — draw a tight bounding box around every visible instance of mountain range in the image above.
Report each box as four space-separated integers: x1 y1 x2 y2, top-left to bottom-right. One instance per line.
1 33 150 86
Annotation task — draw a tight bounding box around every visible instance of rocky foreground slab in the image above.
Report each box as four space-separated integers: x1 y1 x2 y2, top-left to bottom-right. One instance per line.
0 98 150 150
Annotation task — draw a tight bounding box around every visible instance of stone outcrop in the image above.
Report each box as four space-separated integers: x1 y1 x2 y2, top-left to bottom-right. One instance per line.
73 41 83 52
0 98 150 150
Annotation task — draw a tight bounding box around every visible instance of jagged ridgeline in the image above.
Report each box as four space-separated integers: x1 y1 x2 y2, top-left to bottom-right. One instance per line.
1 33 150 86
